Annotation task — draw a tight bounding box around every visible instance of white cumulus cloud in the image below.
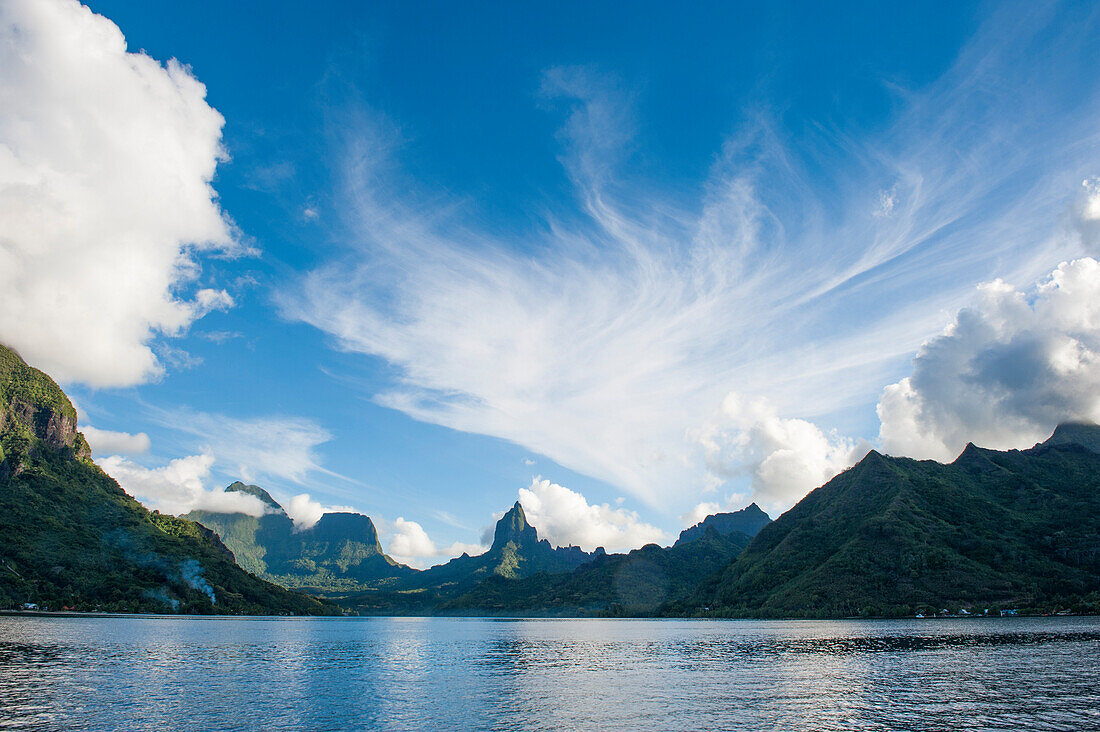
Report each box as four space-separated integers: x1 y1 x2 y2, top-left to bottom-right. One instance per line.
692 393 869 516
518 478 667 552
386 518 436 564
81 426 150 456
0 0 241 387
101 453 267 517
101 452 357 527
445 541 489 558
380 517 488 569
96 409 348 523
284 493 357 531
680 501 722 528
878 257 1100 461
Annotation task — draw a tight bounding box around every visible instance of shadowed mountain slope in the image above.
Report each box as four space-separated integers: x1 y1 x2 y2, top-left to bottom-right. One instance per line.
683 426 1100 618
674 503 771 546
1044 422 1100 454
442 525 753 616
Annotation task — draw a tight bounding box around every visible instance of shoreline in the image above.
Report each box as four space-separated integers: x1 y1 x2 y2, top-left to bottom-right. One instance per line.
2 609 1096 621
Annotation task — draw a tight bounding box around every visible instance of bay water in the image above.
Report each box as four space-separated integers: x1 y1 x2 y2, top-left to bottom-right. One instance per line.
1 615 1098 731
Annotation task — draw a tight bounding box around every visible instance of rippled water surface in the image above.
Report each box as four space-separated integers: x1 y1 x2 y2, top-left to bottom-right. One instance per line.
1 615 1099 731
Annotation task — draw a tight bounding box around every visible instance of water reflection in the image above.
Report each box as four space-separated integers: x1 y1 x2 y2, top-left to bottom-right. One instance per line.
0 616 1098 731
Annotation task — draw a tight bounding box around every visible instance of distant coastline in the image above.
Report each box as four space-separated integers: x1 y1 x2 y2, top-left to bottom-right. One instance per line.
4 609 1096 621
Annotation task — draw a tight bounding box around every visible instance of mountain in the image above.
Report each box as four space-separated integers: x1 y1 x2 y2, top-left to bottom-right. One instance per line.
223 481 282 510
674 503 771 546
0 344 335 615
1044 422 1100 454
684 425 1100 618
346 502 759 616
442 526 753 616
184 483 412 595
344 501 598 613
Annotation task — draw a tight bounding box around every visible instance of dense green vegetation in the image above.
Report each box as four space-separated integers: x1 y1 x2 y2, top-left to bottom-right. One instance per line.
345 428 1100 618
441 527 752 616
431 503 767 616
331 432 1100 618
0 344 79 425
185 484 412 595
681 433 1100 618
0 344 338 615
0 343 88 468
339 502 760 616
342 502 598 613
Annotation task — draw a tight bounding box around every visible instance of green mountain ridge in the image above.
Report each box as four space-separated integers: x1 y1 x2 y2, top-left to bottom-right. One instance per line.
674 502 771 546
0 344 336 615
340 502 763 616
184 483 412 595
343 501 601 614
441 526 753 616
1044 422 1100 454
188 427 1100 619
680 430 1100 618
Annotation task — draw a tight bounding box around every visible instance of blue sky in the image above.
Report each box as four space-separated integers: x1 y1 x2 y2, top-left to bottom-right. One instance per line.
3 0 1100 566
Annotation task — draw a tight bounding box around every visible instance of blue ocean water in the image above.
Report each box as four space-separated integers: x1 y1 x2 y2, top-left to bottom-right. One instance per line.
1 615 1098 731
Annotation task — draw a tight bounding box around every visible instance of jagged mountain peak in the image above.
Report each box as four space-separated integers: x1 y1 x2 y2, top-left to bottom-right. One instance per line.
491 500 538 550
951 442 1006 473
858 448 888 464
691 429 1100 618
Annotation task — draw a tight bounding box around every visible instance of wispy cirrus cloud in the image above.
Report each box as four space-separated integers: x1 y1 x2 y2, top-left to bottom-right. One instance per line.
283 4 1100 514
149 408 334 487
98 411 365 525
